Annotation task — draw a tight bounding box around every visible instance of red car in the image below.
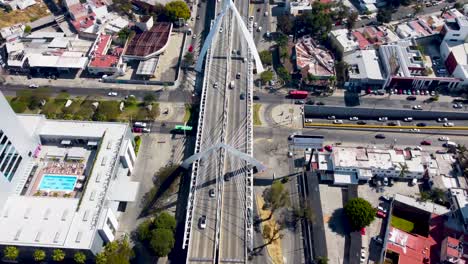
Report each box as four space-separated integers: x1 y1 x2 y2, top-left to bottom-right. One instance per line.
188 45 194 53
132 127 142 133
421 140 432 146
376 211 386 218
324 145 333 152
360 227 366 235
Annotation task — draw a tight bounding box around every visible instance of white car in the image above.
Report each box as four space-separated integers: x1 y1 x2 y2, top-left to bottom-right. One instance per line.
249 16 254 21
437 118 448 122
378 117 388 122
377 206 387 213
333 120 344 124
439 136 450 141
287 151 293 157
192 34 197 39
412 105 422 110
29 84 39 88
213 82 218 88
349 117 359 121
403 117 413 122
199 215 207 229
219 27 223 33
253 22 258 28
327 116 336 120
134 122 147 128
305 118 313 123
142 128 151 133
410 128 420 132
414 146 423 151
443 122 455 127
108 92 118 96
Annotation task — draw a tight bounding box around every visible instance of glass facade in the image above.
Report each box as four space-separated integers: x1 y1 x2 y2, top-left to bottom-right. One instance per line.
0 130 22 181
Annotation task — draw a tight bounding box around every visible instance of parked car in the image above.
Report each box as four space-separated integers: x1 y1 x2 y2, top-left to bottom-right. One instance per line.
134 122 147 128
377 206 387 213
324 145 333 152
305 100 315 105
439 136 450 141
287 151 293 157
379 195 391 201
376 210 387 218
412 105 423 110
142 128 151 133
108 92 118 96
240 93 245 100
316 101 325 105
295 100 305 104
443 122 455 127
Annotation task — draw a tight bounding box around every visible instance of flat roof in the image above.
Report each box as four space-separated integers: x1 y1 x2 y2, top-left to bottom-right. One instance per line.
27 54 88 69
124 23 172 59
344 49 384 81
136 57 159 75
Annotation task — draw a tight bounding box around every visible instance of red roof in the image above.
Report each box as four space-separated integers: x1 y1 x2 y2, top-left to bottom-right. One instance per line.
124 23 172 58
71 13 96 31
352 31 370 49
445 237 461 258
89 34 122 68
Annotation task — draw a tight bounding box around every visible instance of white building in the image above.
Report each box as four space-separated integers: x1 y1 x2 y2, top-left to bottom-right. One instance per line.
441 16 468 43
0 91 139 259
440 41 468 87
343 49 385 90
308 146 435 185
288 0 312 16
449 188 468 231
329 29 359 55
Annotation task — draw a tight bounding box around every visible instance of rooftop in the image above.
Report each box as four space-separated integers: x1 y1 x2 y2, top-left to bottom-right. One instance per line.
295 35 334 77
89 34 123 68
124 22 172 59
344 49 384 81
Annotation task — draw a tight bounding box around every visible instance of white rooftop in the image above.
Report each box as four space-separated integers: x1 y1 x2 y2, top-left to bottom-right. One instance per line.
394 193 450 215
329 29 359 53
344 49 384 81
450 188 468 223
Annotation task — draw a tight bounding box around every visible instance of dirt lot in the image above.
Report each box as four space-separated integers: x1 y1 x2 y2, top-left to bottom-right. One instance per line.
0 2 50 28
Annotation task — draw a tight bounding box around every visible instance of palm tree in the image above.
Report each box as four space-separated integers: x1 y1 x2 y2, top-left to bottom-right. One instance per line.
73 252 86 264
398 163 409 178
33 249 46 262
52 249 65 262
3 246 19 262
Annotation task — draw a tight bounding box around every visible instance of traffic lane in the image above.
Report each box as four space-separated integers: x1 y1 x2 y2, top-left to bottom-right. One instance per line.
304 118 468 127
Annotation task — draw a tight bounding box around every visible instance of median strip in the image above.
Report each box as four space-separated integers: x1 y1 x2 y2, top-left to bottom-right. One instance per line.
303 122 468 130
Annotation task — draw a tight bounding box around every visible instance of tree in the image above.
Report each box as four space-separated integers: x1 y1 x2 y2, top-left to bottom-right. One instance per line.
294 2 333 41
154 212 176 231
344 198 376 230
260 70 274 85
398 163 409 178
293 204 314 224
150 228 175 257
165 1 190 21
276 67 291 83
52 249 65 262
73 252 86 264
143 94 156 105
137 218 154 241
347 12 358 30
263 181 290 220
376 9 392 23
3 246 19 261
24 25 32 34
316 257 329 264
33 249 46 262
117 27 133 43
454 2 463 9
277 15 294 35
259 50 272 66
413 4 423 14
184 52 194 65
94 101 120 121
275 32 288 48
95 236 134 264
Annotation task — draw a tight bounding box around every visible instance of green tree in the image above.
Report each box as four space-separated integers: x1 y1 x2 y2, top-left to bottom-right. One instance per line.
154 211 176 231
73 251 86 264
165 1 190 21
454 2 463 9
150 228 175 257
277 15 294 34
260 70 274 84
316 256 329 264
261 222 284 246
276 67 291 83
263 181 290 220
143 94 156 105
3 246 19 261
96 236 134 264
137 218 154 241
275 32 288 48
413 4 423 14
52 249 65 262
294 2 333 41
125 96 137 107
95 101 120 121
117 27 133 43
293 203 315 224
347 12 358 30
344 197 376 230
377 9 392 23
259 50 273 66
184 52 194 65
33 249 46 262
24 25 32 34
398 163 409 178
10 100 28 113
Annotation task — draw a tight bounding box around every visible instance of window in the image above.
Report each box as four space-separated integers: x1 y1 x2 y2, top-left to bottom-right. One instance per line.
106 219 116 235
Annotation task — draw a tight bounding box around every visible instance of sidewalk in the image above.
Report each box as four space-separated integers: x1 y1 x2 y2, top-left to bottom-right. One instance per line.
268 104 303 129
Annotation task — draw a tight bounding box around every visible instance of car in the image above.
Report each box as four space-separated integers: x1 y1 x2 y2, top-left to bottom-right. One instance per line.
253 22 258 28
380 195 391 201
134 122 147 128
240 93 245 100
439 136 450 141
209 189 215 198
219 27 223 33
411 90 416 95
199 215 207 229
430 91 436 96
132 127 142 133
410 178 417 186
407 90 411 95
415 90 420 95
192 34 197 39
360 227 366 235
316 101 325 105
412 105 422 110
378 117 388 122
377 206 387 213
324 145 333 152
196 15 200 19
108 92 118 96
373 236 383 244
375 134 386 139
357 121 367 125
142 128 151 133
253 95 260 100
243 57 247 63
437 118 448 122
376 210 387 218
444 122 455 127
417 122 427 127
407 96 417 101
410 128 420 132
327 116 336 120
264 11 268 16
349 117 359 121
29 84 39 88
287 151 293 158
414 146 423 151
249 16 254 21
421 140 432 145
256 26 262 32
304 118 313 123
256 8 260 12
213 82 218 88
305 100 315 105
383 177 389 186
295 100 305 104
403 117 413 122
453 103 463 109
237 50 241 55
333 120 343 124
236 72 241 79
377 91 385 95
288 134 295 140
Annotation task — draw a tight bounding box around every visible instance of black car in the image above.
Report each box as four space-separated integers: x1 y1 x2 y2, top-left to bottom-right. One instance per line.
357 121 367 125
240 93 245 100
305 100 315 105
375 134 386 139
407 96 417 101
316 101 325 105
253 95 260 100
417 122 427 127
387 122 398 126
295 100 305 104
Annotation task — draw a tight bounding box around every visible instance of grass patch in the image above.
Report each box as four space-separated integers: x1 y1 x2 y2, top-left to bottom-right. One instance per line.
253 103 262 126
256 195 284 264
0 3 50 28
391 215 415 233
183 104 192 123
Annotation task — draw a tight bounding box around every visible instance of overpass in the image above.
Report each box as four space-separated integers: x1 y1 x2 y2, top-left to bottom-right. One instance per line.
181 0 263 262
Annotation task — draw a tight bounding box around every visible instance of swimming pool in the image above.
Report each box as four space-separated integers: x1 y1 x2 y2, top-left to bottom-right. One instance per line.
38 174 78 191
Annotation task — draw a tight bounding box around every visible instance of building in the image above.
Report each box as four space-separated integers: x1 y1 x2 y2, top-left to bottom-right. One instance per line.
288 0 312 16
0 91 139 259
441 16 468 43
308 146 435 185
343 49 385 90
379 40 462 90
440 41 468 87
0 23 25 42
87 34 126 75
329 29 359 55
136 16 154 32
440 236 464 263
395 19 436 39
449 188 468 231
123 22 172 61
0 0 36 10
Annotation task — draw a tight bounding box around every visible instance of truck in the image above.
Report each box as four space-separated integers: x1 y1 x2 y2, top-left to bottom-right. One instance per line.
289 90 308 99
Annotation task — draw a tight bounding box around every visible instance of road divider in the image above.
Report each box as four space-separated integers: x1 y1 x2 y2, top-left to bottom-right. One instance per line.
303 122 468 130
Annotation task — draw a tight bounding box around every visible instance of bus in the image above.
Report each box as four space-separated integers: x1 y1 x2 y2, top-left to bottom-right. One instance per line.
289 90 308 99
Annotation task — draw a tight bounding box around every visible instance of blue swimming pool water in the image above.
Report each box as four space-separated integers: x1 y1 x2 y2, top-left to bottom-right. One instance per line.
39 174 78 191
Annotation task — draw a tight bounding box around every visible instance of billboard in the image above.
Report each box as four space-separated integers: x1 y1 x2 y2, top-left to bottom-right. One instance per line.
291 135 324 149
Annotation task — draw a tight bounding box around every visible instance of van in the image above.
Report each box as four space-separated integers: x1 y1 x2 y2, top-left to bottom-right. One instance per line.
229 80 235 89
